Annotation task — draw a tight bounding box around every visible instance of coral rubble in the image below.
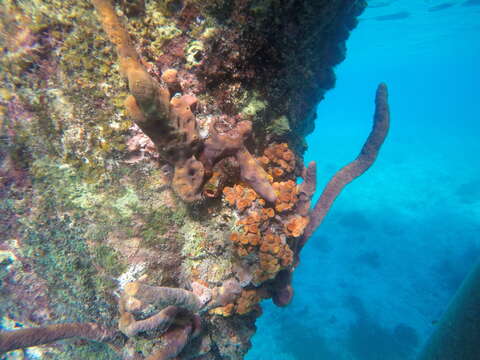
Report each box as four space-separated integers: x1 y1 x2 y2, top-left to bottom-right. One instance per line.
0 0 390 359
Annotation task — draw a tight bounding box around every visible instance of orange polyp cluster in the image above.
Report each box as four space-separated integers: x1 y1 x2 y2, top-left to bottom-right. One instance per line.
262 207 275 220
262 143 296 180
209 288 268 317
209 303 235 317
238 212 261 236
238 211 262 226
257 253 281 280
273 180 298 212
256 232 293 282
230 210 265 257
231 225 293 282
229 203 279 253
221 142 312 308
272 167 285 178
223 185 258 212
230 231 261 257
235 288 267 315
259 233 282 255
284 215 309 238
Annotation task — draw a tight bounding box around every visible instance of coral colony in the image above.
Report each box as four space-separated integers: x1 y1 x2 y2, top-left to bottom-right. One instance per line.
0 0 389 359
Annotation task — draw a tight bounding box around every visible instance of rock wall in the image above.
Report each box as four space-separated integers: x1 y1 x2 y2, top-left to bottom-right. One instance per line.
0 0 366 359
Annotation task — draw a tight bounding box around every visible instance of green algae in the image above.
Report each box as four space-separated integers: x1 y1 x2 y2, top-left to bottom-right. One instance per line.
126 0 184 62
180 211 237 283
240 91 268 118
267 115 291 137
56 342 119 360
140 206 186 249
180 222 206 259
0 249 15 286
152 24 182 49
20 212 115 322
0 0 131 176
113 186 140 218
94 244 125 278
7 157 131 327
185 40 205 68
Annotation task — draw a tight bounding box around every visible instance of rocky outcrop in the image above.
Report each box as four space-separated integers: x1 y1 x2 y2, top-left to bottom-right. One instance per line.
0 1 388 359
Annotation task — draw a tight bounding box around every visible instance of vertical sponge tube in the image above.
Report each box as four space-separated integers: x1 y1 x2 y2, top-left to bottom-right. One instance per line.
302 83 390 241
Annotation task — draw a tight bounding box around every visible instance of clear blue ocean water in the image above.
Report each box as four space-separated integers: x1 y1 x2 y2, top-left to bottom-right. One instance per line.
247 1 480 359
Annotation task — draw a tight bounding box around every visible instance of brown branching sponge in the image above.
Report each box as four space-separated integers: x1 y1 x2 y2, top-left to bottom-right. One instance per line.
270 269 294 307
119 306 179 338
0 323 118 354
296 161 317 217
207 279 243 309
91 0 276 203
124 282 204 313
118 281 222 359
237 147 277 203
301 83 390 248
200 119 277 202
1 278 239 354
145 317 200 360
122 279 242 314
92 0 204 202
0 280 233 356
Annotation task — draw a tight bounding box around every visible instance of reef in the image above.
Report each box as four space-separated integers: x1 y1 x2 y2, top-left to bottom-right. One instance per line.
0 0 389 359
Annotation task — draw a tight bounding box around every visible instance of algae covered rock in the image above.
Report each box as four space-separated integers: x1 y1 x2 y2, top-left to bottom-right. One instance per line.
0 0 368 358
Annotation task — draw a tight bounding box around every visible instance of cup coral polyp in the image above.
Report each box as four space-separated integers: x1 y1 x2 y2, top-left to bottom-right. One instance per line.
284 215 309 238
273 180 298 212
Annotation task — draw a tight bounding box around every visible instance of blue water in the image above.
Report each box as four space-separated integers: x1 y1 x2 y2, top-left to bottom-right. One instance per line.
248 1 480 359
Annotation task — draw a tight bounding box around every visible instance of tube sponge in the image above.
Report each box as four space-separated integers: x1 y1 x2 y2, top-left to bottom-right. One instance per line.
0 322 118 353
118 306 179 337
302 83 390 243
124 282 203 313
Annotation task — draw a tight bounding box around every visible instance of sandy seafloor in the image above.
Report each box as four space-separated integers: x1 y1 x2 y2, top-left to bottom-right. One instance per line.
247 1 480 359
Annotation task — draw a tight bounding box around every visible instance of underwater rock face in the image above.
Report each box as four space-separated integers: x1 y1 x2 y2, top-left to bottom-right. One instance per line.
0 0 381 359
